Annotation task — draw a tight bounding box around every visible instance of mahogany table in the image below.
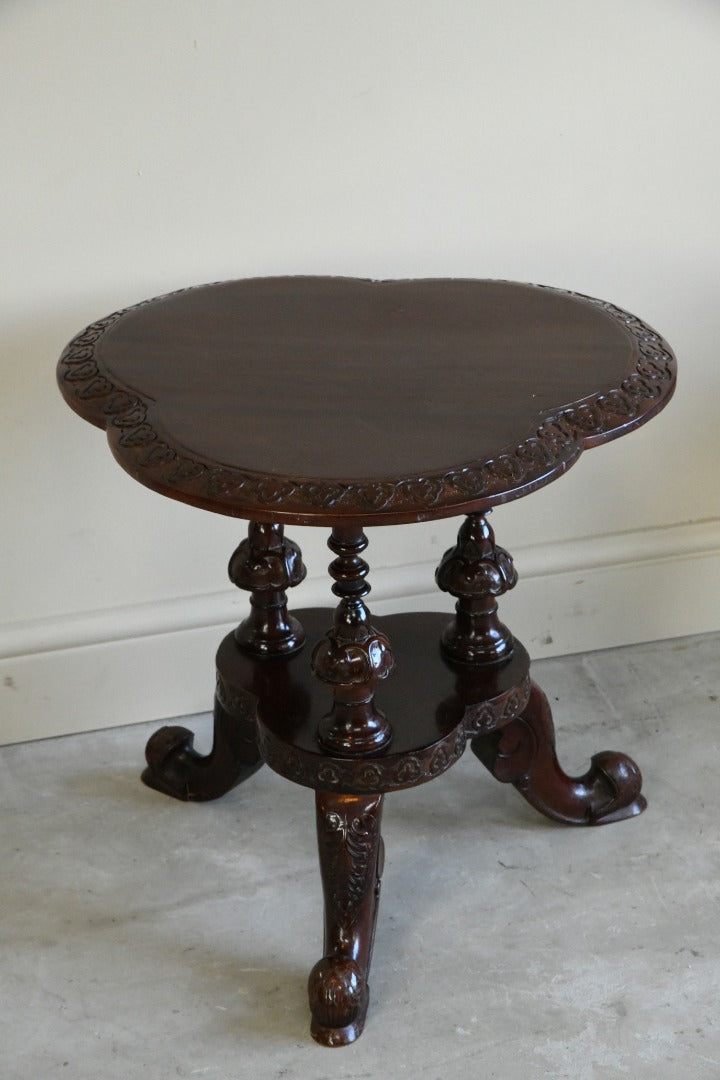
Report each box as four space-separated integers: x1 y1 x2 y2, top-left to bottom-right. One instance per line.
57 277 676 1047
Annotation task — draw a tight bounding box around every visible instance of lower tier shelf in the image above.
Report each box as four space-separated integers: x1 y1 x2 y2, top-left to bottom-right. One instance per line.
216 608 531 794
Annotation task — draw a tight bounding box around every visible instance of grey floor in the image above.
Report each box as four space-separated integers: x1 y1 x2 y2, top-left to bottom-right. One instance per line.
3 632 720 1080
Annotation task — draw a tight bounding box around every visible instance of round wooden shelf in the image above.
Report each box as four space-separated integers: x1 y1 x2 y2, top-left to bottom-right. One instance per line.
216 609 531 795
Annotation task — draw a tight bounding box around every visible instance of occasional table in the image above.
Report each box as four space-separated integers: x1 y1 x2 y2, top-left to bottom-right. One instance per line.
57 277 676 1046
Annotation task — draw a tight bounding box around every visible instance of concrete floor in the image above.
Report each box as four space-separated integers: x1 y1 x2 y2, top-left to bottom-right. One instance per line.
2 631 720 1080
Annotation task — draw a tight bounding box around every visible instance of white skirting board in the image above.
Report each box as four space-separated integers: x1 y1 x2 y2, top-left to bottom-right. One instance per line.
2 520 720 746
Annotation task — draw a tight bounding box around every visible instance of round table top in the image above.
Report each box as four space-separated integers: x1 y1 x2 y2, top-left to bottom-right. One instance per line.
57 277 676 526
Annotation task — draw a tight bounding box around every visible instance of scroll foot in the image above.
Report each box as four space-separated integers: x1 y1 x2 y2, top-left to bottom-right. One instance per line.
309 792 384 1046
471 681 646 825
142 687 263 802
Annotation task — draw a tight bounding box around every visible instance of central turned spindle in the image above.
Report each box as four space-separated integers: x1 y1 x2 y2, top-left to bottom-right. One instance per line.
311 527 395 754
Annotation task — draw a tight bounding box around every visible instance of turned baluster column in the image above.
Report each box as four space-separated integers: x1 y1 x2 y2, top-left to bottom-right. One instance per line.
311 526 395 754
141 517 306 800
229 521 306 657
435 512 517 665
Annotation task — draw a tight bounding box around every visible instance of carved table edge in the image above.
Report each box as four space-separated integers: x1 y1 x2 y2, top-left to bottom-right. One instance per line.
56 284 677 523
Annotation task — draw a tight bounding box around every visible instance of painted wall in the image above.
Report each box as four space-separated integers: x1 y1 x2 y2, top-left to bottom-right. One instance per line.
2 0 719 743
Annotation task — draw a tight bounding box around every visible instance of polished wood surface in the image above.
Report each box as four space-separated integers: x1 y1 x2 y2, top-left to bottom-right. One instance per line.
219 608 529 795
57 277 676 525
146 602 645 1043
56 279 675 1047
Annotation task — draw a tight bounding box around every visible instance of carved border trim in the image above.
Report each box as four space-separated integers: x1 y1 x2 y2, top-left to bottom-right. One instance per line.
320 799 382 920
57 285 676 521
255 716 467 794
462 674 532 737
255 671 531 793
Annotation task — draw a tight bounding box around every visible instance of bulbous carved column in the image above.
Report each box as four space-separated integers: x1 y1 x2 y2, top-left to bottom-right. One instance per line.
311 527 394 754
141 520 306 801
229 521 306 657
436 512 517 665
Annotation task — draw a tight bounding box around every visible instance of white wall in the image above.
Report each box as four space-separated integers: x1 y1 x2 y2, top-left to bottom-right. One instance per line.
2 0 719 744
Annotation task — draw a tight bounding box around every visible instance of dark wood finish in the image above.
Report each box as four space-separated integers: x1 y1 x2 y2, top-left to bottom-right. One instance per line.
57 278 676 526
216 609 530 795
308 792 384 1046
311 528 394 754
436 512 517 664
142 520 306 799
141 680 262 801
472 681 646 825
210 605 643 828
57 278 676 1046
229 521 306 657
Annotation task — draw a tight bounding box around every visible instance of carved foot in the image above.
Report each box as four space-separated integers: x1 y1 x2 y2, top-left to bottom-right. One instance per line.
471 681 646 825
309 792 384 1046
141 686 263 801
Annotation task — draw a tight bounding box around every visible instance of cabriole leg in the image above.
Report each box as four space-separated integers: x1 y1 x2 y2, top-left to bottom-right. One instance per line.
141 684 262 801
308 791 385 1047
437 512 646 825
472 681 646 825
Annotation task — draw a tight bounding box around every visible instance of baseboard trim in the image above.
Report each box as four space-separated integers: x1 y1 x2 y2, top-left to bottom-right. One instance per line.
3 519 720 745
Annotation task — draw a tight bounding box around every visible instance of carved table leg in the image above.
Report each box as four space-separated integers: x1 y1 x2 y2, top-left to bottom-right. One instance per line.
438 512 646 826
471 681 647 825
142 684 263 801
142 521 306 801
308 791 384 1047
